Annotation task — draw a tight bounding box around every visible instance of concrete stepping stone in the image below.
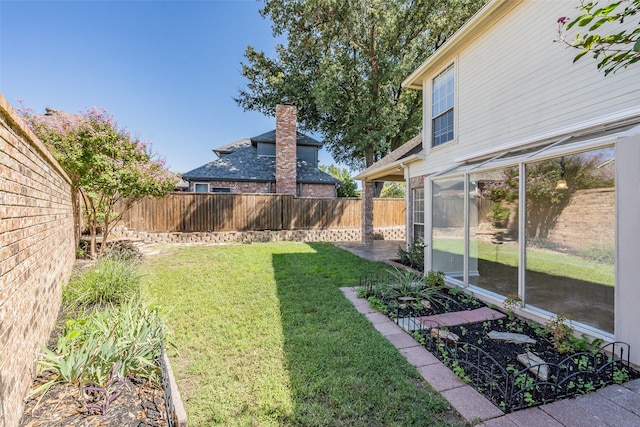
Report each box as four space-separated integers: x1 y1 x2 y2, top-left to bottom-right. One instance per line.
431 328 460 343
517 351 549 381
488 331 536 345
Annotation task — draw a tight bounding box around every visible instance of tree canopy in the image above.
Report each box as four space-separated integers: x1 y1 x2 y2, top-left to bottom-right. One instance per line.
319 164 359 197
557 0 640 75
236 0 486 169
20 106 177 257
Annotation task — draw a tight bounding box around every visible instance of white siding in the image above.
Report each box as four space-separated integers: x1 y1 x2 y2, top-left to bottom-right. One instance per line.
412 0 640 177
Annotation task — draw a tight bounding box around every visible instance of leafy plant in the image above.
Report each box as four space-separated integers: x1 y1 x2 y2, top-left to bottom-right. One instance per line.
613 366 630 383
545 313 576 354
63 254 141 311
83 361 126 416
33 298 166 403
397 239 425 272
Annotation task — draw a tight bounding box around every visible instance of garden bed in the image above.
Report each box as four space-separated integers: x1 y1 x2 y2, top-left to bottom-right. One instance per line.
359 272 640 413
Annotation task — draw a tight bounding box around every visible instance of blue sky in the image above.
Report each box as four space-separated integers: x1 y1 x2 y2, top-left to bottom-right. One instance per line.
0 0 338 174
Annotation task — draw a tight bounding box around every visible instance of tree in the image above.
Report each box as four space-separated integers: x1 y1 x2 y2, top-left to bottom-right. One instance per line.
379 182 406 198
319 164 359 197
236 0 486 169
557 1 640 75
20 106 177 258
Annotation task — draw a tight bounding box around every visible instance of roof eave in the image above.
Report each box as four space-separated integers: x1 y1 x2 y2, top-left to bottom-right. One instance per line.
355 154 424 181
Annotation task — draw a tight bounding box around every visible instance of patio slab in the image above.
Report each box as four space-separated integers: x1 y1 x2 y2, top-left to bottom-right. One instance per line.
502 407 563 427
596 383 640 416
538 397 608 426
573 392 640 427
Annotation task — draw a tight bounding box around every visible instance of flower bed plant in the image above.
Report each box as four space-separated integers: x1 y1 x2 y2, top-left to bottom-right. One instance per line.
358 270 639 413
21 248 169 426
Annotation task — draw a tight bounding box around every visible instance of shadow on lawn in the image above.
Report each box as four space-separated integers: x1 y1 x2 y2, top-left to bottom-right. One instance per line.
270 242 463 426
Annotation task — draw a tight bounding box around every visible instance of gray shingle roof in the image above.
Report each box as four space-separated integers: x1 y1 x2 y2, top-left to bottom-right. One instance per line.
251 130 323 147
183 144 340 185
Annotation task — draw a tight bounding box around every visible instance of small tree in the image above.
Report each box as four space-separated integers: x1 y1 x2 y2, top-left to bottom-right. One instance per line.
319 164 359 197
379 182 406 199
20 106 177 258
557 0 640 75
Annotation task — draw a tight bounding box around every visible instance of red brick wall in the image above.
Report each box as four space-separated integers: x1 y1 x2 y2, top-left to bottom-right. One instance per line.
275 104 297 195
0 95 76 426
301 183 336 198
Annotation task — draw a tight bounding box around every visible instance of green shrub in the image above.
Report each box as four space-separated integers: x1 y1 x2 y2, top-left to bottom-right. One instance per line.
397 239 425 271
63 254 141 311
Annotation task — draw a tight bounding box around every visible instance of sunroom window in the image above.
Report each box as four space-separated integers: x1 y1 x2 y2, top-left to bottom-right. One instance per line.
429 133 618 335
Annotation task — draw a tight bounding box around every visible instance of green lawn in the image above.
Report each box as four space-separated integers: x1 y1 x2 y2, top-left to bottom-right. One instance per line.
139 242 464 427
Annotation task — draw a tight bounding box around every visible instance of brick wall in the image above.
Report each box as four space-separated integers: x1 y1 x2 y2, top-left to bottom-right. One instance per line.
301 183 336 198
275 104 297 195
0 95 75 426
547 188 614 252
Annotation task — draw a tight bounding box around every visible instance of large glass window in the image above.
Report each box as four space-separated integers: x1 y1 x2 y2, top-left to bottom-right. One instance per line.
468 168 519 297
429 140 616 335
432 177 465 282
432 65 455 147
525 147 615 333
413 188 425 239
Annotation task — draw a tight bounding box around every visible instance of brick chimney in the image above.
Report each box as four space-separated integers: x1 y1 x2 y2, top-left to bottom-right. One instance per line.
275 104 297 195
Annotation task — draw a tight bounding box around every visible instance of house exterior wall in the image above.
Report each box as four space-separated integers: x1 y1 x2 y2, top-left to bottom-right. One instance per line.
189 180 271 193
300 183 336 198
0 95 76 427
399 0 640 362
411 0 640 177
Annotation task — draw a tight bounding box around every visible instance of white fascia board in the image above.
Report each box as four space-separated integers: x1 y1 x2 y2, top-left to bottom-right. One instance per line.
355 154 424 181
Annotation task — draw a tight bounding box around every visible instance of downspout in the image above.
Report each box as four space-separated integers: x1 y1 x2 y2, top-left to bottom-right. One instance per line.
400 162 410 248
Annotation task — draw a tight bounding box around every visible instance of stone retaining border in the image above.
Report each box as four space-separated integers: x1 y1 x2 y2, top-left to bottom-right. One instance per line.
113 226 405 245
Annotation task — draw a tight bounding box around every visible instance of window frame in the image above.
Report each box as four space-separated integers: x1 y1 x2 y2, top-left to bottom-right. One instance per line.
431 64 455 148
193 182 210 193
413 187 425 240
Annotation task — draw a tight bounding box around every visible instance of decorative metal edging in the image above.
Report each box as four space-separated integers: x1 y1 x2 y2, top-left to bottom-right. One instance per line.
392 307 634 413
159 345 188 427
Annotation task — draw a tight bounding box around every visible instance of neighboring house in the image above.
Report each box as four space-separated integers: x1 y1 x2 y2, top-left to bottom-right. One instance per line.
183 105 340 198
357 0 640 364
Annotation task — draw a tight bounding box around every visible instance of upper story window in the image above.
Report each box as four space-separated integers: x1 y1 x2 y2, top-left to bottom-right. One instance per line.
432 65 455 147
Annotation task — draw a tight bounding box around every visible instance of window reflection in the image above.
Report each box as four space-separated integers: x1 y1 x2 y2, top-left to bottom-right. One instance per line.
468 168 519 296
432 177 465 282
525 147 615 332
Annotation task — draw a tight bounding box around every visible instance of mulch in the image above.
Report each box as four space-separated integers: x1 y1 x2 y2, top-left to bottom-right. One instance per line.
19 371 168 427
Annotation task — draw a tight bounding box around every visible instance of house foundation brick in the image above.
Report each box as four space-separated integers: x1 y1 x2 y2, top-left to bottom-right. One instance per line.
0 95 76 427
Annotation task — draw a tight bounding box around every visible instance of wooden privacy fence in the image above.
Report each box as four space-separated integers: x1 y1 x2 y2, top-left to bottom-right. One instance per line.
117 193 405 232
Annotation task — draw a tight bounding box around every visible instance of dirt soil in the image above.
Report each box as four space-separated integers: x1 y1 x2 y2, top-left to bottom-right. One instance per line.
19 372 168 427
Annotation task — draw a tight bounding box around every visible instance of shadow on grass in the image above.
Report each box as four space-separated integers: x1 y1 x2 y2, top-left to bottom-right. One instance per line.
271 242 463 427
